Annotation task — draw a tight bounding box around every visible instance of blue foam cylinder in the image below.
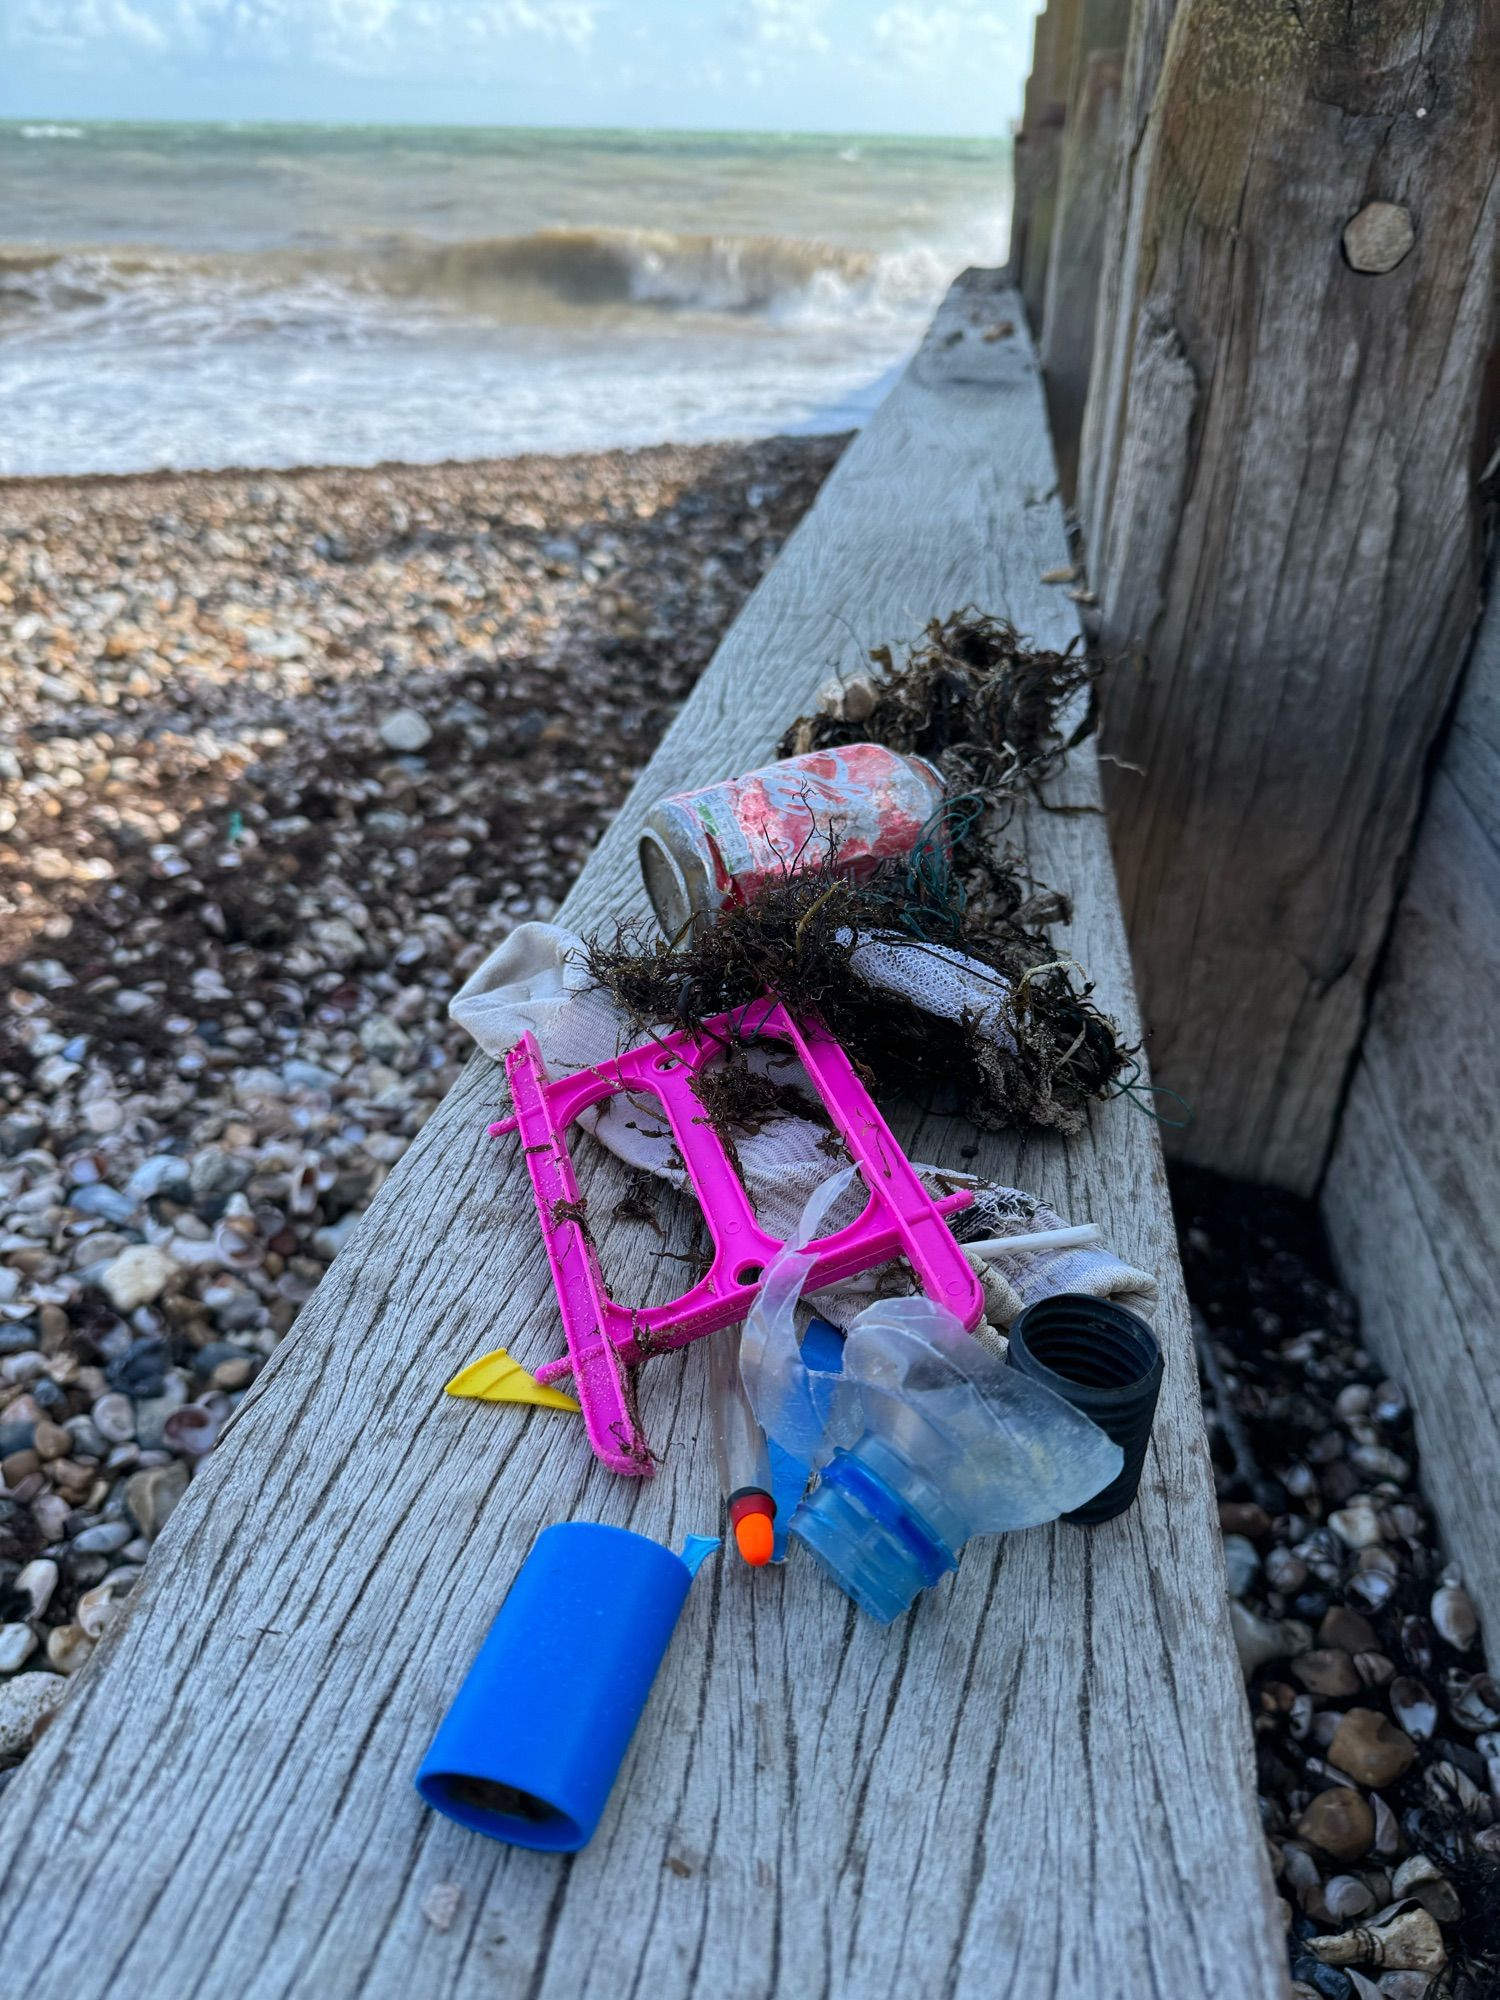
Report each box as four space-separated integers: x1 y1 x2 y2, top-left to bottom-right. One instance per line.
415 1521 694 1851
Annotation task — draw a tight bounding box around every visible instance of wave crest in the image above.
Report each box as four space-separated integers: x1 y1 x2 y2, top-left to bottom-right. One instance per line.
0 224 951 332
381 225 945 324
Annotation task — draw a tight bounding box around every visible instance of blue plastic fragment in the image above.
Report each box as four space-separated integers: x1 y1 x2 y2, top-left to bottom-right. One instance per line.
768 1317 845 1560
678 1533 721 1576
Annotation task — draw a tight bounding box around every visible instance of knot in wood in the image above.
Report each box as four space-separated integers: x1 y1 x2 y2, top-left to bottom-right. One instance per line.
1342 202 1415 274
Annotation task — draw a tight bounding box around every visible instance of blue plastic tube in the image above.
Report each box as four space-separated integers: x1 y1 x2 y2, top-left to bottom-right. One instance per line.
415 1521 700 1851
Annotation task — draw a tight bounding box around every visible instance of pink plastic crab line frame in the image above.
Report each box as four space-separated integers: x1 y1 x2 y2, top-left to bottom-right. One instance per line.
489 994 983 1475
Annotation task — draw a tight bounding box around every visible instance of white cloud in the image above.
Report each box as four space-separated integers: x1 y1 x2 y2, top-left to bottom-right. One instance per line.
733 0 828 55
872 2 1022 71
328 0 399 38
484 0 599 50
18 0 169 48
114 0 169 44
13 0 601 63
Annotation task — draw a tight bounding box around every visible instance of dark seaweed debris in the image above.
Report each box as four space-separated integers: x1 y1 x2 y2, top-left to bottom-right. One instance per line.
780 606 1104 949
781 607 1098 821
586 858 1126 1137
588 611 1126 1138
611 1168 667 1236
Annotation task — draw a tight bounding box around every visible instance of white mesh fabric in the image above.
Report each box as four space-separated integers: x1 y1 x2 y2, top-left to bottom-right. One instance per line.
847 932 1018 1052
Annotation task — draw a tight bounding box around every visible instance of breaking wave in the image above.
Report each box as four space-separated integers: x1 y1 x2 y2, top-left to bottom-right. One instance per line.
382 226 949 322
0 224 953 338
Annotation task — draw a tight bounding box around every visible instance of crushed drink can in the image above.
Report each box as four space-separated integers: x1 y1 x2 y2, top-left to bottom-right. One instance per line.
638 743 947 940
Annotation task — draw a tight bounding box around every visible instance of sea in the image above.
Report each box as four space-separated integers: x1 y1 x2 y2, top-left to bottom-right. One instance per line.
0 121 1011 478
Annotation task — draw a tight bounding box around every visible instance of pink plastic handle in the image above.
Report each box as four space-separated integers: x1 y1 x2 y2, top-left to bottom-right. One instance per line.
493 997 981 1475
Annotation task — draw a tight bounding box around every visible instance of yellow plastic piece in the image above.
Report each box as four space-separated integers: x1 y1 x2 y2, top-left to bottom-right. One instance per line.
444 1348 581 1413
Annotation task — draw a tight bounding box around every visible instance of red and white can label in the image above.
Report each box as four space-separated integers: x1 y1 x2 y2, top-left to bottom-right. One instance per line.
642 743 946 934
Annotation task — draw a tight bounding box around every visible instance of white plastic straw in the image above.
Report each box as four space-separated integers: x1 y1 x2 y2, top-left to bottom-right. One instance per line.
962 1223 1103 1259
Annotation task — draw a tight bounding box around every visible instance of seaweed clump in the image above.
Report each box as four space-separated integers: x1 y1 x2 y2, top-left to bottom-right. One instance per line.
586 611 1129 1139
585 610 1127 1139
781 607 1098 816
779 607 1104 941
586 858 1126 1138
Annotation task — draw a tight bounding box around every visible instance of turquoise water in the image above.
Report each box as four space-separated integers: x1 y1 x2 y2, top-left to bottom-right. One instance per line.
0 122 1010 475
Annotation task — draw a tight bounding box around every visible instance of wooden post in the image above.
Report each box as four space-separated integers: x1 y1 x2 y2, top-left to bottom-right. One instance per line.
1074 0 1179 543
1009 0 1082 336
1038 0 1132 496
1323 579 1500 1638
1069 0 1500 1193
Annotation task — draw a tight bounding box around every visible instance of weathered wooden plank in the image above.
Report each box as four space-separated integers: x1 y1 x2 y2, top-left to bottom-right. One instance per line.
1073 1 1500 1192
1009 0 1078 333
1324 585 1500 1638
1038 0 1131 497
0 276 1285 2000
1074 0 1177 559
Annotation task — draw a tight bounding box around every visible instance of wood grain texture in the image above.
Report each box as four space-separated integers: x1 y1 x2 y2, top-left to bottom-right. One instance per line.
0 277 1286 2000
1039 0 1131 497
1324 585 1500 1639
1074 0 1500 1192
1010 0 1078 333
1075 0 1179 554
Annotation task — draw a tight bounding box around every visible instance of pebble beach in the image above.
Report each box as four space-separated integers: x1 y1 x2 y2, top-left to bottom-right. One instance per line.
2 433 1498 1998
0 434 845 1763
1183 1170 1500 1996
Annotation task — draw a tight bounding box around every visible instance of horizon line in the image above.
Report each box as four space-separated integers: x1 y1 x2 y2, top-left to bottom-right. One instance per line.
0 112 1011 145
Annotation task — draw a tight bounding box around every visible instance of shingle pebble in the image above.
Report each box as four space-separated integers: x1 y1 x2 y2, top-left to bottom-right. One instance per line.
0 435 846 1785
1178 1167 1496 1993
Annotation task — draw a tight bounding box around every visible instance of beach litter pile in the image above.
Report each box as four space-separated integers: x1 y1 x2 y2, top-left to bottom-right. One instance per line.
427 602 1500 1951
0 436 843 1776
419 615 1176 1845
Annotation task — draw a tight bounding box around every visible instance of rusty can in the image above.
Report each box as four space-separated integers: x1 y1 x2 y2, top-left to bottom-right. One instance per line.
638 742 947 940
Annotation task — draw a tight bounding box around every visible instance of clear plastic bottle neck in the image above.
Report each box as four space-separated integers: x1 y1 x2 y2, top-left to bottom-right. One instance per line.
791 1439 960 1624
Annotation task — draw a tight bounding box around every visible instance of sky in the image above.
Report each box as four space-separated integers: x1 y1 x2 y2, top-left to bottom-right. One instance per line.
1 0 1043 135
